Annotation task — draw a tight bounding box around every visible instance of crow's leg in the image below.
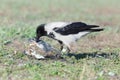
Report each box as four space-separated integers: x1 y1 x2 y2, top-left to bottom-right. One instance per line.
58 40 64 51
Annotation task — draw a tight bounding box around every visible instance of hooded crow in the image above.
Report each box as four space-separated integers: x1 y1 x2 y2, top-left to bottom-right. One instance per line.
36 22 103 53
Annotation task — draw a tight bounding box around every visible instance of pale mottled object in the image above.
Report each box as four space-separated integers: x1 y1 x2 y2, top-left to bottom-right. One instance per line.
24 39 61 59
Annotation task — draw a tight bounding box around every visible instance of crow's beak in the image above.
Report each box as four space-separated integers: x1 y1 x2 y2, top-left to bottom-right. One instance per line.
36 38 41 42
35 35 41 42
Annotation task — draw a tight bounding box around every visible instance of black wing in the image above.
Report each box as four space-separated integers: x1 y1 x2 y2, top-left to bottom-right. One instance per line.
53 22 101 35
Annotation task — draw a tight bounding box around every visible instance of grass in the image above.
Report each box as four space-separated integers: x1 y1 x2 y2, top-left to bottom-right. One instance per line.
0 0 120 80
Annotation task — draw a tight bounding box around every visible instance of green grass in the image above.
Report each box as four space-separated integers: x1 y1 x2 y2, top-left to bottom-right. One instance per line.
0 0 120 80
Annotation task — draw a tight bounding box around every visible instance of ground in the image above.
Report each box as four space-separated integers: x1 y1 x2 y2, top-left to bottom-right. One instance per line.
0 0 120 80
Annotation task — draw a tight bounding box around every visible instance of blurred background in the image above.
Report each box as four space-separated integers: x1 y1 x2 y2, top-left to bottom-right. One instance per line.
0 0 120 48
0 0 120 80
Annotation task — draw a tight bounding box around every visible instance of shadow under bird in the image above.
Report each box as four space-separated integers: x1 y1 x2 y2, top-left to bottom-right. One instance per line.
35 22 104 53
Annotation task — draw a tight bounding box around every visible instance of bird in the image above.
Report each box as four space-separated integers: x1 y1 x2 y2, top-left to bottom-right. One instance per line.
35 22 103 53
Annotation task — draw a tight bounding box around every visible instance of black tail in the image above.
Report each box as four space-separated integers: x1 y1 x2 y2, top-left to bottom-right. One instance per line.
87 25 99 28
87 25 104 32
89 28 104 32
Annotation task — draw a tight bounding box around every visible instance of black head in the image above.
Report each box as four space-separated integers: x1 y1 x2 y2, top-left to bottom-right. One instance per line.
36 24 47 42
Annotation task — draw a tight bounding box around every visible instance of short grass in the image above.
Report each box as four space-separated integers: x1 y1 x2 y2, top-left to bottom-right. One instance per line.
0 0 120 80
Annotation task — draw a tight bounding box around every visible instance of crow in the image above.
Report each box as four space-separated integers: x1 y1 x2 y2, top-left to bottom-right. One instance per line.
35 22 103 53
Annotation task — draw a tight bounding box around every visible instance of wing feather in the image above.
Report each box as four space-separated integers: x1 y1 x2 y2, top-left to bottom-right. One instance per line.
53 22 101 35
